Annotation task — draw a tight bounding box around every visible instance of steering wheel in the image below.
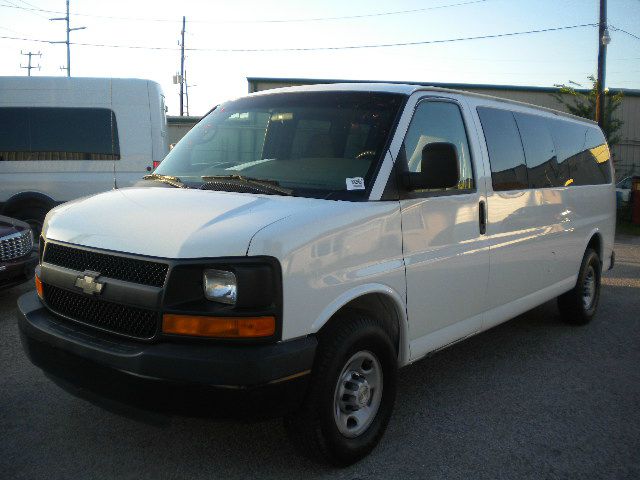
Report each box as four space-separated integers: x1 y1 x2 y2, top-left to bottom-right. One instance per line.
355 150 377 160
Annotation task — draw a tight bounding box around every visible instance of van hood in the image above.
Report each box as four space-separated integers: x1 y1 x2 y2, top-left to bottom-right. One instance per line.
43 187 323 258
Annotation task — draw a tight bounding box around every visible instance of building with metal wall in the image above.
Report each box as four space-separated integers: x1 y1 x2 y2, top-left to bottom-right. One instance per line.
247 77 640 181
166 115 201 146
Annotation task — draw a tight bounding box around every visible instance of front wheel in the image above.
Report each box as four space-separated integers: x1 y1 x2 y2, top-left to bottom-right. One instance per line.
558 248 602 325
284 312 397 466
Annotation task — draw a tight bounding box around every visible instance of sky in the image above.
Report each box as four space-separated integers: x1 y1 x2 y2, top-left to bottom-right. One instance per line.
0 0 639 116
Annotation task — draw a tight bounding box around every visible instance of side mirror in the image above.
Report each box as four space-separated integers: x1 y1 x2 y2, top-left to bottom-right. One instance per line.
402 142 460 191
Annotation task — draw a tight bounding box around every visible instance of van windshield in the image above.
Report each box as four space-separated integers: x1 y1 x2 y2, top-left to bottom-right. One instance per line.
155 91 405 199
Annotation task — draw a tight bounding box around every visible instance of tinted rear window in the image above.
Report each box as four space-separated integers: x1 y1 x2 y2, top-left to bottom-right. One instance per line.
0 107 120 161
477 107 528 191
550 120 611 186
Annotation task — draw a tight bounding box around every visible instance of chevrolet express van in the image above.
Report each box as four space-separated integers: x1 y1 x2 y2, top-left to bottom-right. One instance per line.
18 84 615 465
0 77 168 236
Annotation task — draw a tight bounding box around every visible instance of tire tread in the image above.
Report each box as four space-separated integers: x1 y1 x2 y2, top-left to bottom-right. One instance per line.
284 311 395 466
558 248 601 325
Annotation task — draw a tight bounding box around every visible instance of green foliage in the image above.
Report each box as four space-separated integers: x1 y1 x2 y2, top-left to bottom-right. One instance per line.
552 75 624 148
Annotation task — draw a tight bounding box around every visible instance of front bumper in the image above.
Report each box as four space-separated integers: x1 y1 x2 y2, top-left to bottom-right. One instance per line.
0 251 37 288
18 291 317 417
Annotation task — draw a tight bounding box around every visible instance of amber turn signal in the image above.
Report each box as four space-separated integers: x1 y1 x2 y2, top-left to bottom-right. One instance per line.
162 314 276 338
35 274 43 299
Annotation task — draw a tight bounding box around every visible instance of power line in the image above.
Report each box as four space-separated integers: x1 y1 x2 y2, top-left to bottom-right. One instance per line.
13 0 45 9
0 24 23 34
0 0 491 24
0 23 599 52
1 0 46 17
202 23 599 52
207 0 492 23
611 25 640 41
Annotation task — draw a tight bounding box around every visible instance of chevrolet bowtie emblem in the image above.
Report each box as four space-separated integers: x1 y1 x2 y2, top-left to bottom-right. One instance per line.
74 270 104 295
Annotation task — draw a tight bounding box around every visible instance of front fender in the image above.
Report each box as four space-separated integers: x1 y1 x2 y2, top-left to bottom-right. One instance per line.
310 283 410 366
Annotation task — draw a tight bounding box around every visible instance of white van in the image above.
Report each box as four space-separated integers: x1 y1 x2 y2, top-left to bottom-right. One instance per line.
18 84 615 465
0 77 168 234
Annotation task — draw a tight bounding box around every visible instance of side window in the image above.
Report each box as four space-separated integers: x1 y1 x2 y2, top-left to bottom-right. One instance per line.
550 120 611 186
477 107 528 191
0 107 120 161
514 112 558 188
0 108 29 161
402 101 474 192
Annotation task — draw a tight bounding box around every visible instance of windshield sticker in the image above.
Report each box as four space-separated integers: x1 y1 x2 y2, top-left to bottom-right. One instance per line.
346 177 365 191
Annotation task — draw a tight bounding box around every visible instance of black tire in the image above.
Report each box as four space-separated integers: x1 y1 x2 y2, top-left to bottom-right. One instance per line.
558 248 601 325
284 311 397 466
12 204 50 240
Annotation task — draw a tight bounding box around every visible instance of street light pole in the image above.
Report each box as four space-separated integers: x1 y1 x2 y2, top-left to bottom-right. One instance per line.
595 0 610 129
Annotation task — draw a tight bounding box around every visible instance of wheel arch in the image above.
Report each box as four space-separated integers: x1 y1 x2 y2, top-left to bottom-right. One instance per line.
310 284 410 367
584 229 603 262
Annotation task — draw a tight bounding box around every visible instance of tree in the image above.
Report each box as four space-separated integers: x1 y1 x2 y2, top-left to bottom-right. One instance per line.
552 75 624 149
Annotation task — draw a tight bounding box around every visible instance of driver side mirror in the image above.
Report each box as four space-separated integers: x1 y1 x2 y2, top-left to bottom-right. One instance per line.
401 142 460 191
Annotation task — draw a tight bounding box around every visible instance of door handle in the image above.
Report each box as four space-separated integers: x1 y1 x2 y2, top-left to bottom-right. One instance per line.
479 200 487 235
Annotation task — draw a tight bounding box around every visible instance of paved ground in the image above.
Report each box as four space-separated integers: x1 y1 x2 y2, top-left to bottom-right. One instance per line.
1 237 639 480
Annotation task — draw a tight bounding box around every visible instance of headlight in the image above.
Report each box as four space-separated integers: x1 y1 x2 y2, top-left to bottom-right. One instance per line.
203 269 237 305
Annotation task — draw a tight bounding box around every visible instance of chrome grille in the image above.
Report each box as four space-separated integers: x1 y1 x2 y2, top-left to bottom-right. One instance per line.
0 229 33 261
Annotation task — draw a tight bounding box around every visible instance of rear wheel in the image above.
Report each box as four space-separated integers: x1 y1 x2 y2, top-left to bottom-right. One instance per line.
558 248 601 325
284 312 397 466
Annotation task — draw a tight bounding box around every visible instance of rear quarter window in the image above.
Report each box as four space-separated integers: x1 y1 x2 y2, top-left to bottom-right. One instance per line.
550 120 611 186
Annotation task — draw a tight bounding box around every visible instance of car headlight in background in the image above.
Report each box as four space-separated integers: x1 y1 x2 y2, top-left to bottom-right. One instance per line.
203 269 237 305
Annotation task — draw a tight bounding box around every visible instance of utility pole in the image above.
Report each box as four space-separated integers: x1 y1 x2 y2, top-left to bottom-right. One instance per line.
185 73 197 117
20 51 41 76
180 16 186 116
595 0 611 128
185 70 190 116
50 0 86 77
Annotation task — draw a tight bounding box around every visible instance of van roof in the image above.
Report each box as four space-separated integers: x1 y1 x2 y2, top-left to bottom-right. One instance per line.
0 76 159 89
249 82 597 125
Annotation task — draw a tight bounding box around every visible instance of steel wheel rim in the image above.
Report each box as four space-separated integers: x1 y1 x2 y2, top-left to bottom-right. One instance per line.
333 350 383 438
583 265 596 310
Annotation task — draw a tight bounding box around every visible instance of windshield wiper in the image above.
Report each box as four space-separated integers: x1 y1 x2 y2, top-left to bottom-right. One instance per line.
142 173 188 189
201 175 293 196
